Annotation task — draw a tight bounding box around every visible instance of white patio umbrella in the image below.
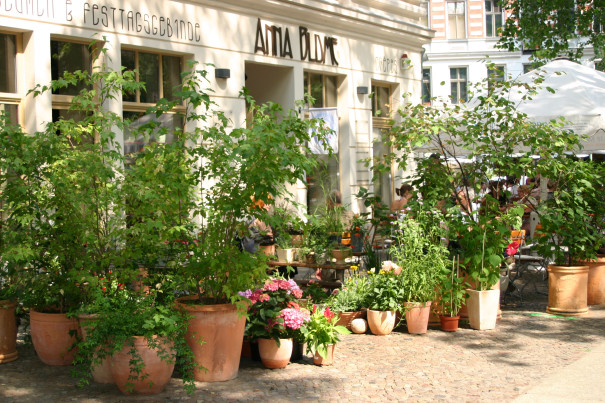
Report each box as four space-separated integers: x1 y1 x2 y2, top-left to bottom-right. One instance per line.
510 59 605 153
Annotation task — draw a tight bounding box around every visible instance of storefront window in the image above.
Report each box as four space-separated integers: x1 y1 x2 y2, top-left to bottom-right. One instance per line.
0 33 17 93
121 49 183 154
371 84 391 121
373 128 392 207
304 72 339 214
51 40 92 96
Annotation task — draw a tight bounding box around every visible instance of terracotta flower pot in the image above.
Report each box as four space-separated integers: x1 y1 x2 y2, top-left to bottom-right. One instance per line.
259 244 276 258
177 298 246 382
581 255 605 305
258 338 292 369
439 315 460 332
335 311 365 330
466 289 500 330
330 249 351 264
30 309 79 365
404 301 432 335
367 309 396 335
547 264 589 316
313 344 335 366
0 300 18 364
110 336 175 395
78 314 113 383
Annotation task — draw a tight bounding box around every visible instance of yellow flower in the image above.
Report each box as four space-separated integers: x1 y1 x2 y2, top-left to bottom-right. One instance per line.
350 265 359 271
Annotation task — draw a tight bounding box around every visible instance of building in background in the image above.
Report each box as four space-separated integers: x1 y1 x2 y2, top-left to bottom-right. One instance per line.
0 0 433 214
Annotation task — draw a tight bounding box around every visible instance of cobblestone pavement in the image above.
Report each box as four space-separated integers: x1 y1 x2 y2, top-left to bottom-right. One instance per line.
2 274 605 402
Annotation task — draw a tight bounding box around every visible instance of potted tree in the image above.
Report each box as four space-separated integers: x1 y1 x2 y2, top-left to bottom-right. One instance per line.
149 76 333 381
390 208 449 334
534 158 605 315
301 305 350 366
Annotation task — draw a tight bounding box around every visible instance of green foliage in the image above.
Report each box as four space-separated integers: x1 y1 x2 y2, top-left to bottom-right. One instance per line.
302 280 331 304
328 274 370 312
366 269 404 312
300 306 350 359
391 209 449 302
438 257 468 317
372 67 580 290
534 159 605 265
497 0 605 71
73 282 198 394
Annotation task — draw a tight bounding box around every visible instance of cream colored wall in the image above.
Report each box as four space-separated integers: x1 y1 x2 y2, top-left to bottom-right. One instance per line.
0 0 431 211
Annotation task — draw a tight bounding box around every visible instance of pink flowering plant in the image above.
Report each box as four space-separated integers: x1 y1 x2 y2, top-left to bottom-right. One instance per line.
241 277 310 342
300 305 350 359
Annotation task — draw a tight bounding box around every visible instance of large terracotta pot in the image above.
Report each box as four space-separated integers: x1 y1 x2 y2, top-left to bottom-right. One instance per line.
439 315 460 332
0 300 18 364
582 256 605 305
466 289 500 330
110 336 175 395
30 309 79 365
78 314 113 383
404 301 432 335
177 298 246 382
547 264 589 316
313 343 335 366
367 309 397 335
257 338 292 369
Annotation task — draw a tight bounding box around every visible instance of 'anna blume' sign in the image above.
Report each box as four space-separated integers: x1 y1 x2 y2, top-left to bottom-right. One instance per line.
254 18 339 66
0 0 202 43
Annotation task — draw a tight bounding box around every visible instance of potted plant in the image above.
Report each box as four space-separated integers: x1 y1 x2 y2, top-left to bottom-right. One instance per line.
365 267 404 335
73 278 195 395
328 271 370 330
124 76 333 381
438 257 468 332
301 305 350 366
350 215 368 253
275 232 296 263
241 277 309 369
0 262 18 364
534 158 605 315
390 209 449 334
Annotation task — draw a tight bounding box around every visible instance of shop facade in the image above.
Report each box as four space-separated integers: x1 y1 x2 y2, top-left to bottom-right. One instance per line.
0 0 432 212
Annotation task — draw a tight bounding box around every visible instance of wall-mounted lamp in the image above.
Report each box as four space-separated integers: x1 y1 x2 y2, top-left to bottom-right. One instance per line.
356 86 369 95
215 68 231 79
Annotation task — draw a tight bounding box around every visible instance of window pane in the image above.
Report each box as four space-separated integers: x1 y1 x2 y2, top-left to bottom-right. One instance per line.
459 68 467 80
309 73 323 107
306 155 339 214
325 75 337 107
0 33 17 93
451 82 459 103
486 17 493 37
422 68 431 104
138 53 160 103
123 111 182 155
373 129 391 205
460 83 467 102
0 103 18 125
485 0 492 12
51 41 92 96
162 55 181 101
121 50 136 102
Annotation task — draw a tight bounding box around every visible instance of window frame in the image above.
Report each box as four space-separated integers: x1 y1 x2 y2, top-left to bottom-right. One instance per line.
450 66 468 104
485 0 504 38
121 48 185 156
371 82 392 129
422 68 432 105
447 0 467 39
0 32 22 125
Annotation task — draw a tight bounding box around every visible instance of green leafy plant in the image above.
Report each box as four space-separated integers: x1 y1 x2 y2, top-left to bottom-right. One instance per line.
242 277 308 343
438 257 468 317
534 158 605 266
302 280 331 304
300 306 350 359
366 269 404 312
390 209 449 302
328 273 370 313
73 276 198 394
